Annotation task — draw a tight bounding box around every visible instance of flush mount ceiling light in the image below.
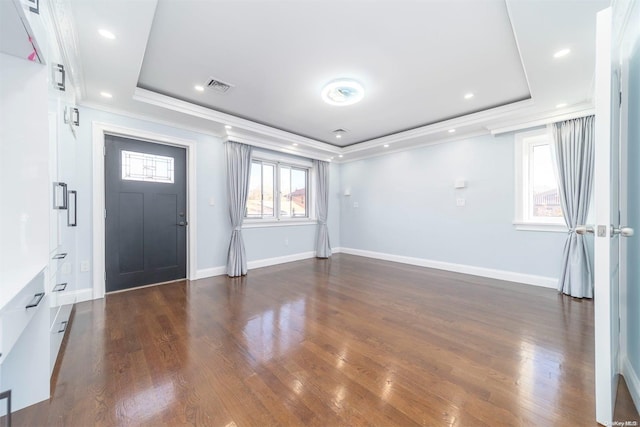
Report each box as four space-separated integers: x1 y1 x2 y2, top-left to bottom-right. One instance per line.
100 91 113 98
321 80 365 106
464 92 474 100
194 85 204 92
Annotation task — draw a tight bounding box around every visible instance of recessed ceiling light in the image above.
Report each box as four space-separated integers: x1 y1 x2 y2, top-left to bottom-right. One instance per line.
383 144 389 148
321 79 365 106
195 85 204 92
339 154 344 158
556 103 567 108
448 129 456 133
554 48 571 58
464 93 474 100
336 134 342 139
100 91 112 98
98 29 116 40
225 125 232 130
292 143 298 146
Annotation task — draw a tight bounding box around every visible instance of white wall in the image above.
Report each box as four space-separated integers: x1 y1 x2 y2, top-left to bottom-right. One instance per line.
71 106 341 291
340 133 566 284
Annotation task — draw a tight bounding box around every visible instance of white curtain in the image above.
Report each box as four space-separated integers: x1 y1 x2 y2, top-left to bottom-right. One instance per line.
226 141 252 277
550 115 595 298
314 160 331 258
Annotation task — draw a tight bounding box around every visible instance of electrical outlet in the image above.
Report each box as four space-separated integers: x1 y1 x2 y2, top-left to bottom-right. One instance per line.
456 198 466 207
80 260 90 272
353 202 359 208
209 197 215 206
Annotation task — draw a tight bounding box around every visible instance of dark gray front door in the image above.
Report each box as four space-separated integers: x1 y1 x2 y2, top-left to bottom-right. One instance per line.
105 135 187 292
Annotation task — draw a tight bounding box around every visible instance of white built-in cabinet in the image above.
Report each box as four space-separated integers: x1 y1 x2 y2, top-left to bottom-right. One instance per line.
0 0 79 417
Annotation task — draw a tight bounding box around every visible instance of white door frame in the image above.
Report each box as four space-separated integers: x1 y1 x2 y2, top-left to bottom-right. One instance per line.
91 121 198 299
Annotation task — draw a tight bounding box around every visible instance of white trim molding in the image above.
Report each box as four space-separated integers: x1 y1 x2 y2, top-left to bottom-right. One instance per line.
194 251 322 279
194 266 226 280
247 251 317 270
488 104 595 135
91 121 198 299
339 248 558 289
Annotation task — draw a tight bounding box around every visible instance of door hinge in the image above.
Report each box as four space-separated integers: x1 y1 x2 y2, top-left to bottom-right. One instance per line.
104 209 107 219
103 145 106 156
620 91 623 107
104 271 106 281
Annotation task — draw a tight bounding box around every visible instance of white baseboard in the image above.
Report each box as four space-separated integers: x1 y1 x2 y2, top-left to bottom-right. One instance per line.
60 288 94 305
248 251 316 269
194 266 226 280
195 250 332 280
339 247 558 289
622 356 640 413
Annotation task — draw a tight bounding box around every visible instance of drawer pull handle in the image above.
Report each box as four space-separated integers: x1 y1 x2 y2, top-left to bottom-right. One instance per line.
52 253 67 260
53 283 67 292
58 321 68 334
26 292 44 309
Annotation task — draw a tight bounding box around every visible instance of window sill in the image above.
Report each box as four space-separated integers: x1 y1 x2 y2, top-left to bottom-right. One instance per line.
242 219 318 229
513 221 568 233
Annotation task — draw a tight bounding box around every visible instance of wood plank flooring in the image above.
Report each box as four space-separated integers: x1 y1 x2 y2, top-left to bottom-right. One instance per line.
9 254 640 426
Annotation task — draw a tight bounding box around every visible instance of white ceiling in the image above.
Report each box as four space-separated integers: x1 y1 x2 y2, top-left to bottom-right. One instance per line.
68 0 608 159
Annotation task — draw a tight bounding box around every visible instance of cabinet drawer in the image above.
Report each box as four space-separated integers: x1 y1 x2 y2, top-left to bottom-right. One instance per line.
49 277 74 307
0 270 46 365
48 251 68 280
49 304 72 373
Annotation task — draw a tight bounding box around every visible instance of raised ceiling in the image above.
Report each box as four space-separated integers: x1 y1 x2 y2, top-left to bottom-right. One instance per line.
68 0 609 158
138 0 530 146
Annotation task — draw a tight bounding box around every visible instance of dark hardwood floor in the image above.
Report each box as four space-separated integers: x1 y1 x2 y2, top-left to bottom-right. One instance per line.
10 254 640 426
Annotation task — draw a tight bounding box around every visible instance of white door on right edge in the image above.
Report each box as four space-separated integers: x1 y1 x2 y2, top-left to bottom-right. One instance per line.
592 6 636 425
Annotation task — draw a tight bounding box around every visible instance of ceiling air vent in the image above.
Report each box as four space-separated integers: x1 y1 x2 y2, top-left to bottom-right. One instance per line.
207 77 234 93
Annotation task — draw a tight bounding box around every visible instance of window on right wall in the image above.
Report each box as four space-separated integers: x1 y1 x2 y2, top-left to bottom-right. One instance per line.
514 128 566 231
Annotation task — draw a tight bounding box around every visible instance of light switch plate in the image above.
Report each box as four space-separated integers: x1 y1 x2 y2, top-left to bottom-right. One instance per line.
456 198 465 207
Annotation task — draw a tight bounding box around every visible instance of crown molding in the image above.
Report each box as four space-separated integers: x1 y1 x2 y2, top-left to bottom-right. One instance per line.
79 101 226 139
487 103 595 135
338 129 491 163
224 131 336 162
132 87 595 162
133 87 340 154
341 98 534 155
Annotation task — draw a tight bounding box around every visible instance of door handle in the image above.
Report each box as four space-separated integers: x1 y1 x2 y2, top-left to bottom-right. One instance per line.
575 225 594 235
612 226 634 237
177 221 188 227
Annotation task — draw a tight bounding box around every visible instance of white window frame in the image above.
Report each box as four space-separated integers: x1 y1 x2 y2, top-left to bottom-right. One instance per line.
514 128 567 232
244 150 316 228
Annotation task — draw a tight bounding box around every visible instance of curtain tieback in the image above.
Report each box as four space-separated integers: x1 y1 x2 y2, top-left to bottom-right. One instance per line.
318 221 327 226
233 226 242 231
